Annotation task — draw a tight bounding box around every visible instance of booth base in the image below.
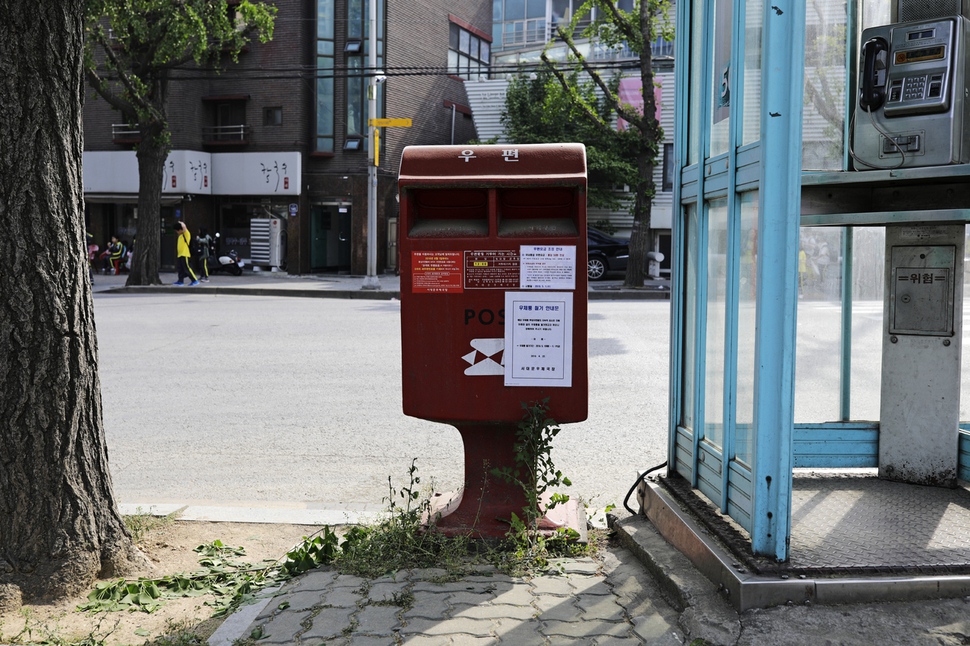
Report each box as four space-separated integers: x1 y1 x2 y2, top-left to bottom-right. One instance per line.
414 422 586 540
425 488 588 542
630 471 970 611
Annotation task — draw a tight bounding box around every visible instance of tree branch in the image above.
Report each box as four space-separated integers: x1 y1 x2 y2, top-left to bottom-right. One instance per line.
552 26 644 128
89 28 157 119
597 0 639 44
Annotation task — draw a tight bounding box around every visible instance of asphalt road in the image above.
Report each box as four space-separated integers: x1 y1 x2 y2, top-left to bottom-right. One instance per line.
93 292 671 514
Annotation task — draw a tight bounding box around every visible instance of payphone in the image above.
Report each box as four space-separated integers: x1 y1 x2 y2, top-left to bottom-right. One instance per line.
852 15 970 169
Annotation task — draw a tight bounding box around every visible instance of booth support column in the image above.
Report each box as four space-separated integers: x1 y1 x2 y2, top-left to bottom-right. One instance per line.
750 0 805 561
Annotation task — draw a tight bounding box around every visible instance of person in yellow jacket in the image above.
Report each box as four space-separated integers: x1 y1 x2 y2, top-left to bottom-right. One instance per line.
173 221 199 286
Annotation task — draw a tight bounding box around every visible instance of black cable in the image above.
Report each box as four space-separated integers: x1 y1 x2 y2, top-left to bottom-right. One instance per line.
623 461 667 515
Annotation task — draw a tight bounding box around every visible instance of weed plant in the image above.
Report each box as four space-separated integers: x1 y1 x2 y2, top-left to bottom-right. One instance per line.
124 506 185 544
335 458 472 579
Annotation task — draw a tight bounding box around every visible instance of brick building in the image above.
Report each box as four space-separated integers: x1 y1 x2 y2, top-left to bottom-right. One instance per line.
82 0 491 275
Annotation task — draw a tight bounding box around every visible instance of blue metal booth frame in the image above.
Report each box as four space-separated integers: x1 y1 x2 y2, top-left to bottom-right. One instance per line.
665 0 970 562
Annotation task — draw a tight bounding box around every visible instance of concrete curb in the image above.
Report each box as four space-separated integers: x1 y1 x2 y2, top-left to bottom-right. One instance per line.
104 286 401 300
118 503 382 526
612 513 742 646
99 285 670 301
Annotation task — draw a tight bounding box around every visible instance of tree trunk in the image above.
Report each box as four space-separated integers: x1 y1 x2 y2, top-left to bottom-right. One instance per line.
0 1 150 600
127 134 166 285
623 0 662 288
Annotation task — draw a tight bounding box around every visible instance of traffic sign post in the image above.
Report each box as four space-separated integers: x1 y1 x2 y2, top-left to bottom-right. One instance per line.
368 118 412 127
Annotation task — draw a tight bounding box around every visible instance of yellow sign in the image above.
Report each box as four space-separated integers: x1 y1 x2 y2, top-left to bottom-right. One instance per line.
369 118 412 127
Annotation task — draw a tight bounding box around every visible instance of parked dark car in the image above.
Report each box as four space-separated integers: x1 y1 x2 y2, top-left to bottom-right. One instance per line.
587 227 629 280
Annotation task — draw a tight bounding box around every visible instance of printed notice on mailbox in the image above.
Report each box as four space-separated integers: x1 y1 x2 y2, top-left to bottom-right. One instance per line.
504 291 573 388
519 245 576 290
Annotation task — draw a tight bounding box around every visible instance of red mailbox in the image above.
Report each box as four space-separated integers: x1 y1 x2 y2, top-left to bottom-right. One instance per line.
399 143 588 536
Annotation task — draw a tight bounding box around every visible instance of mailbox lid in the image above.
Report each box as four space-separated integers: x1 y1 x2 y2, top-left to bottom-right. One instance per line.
399 143 587 185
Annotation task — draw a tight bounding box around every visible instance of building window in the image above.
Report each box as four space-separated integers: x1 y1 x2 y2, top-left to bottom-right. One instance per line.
449 20 491 80
662 143 674 192
494 0 600 51
202 96 250 144
347 56 364 137
345 0 384 150
315 0 335 153
264 107 282 126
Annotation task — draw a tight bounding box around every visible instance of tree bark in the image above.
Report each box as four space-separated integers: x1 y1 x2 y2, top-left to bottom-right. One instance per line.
0 0 150 600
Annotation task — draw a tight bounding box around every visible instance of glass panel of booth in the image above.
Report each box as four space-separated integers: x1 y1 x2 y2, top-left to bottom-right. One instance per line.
741 0 763 146
709 0 732 157
962 224 970 422
681 204 699 434
794 227 845 422
735 192 759 466
704 199 729 449
849 227 884 421
789 226 885 424
802 0 848 170
687 0 704 165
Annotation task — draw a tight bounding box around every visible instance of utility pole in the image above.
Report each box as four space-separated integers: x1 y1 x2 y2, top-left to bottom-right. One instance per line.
362 0 380 290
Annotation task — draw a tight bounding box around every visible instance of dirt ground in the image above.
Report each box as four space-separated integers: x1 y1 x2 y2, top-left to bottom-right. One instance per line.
0 520 325 646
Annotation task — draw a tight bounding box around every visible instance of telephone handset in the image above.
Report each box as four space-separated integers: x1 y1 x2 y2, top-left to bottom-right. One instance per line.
860 37 889 112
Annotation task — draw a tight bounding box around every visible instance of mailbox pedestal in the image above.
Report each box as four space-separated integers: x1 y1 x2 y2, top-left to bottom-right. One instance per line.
399 144 588 538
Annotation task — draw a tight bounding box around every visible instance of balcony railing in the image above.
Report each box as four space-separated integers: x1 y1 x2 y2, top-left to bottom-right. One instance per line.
111 124 140 143
202 124 251 145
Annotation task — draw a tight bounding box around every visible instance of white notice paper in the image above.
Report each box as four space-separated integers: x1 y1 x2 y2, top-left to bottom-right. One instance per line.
504 292 573 387
519 245 576 290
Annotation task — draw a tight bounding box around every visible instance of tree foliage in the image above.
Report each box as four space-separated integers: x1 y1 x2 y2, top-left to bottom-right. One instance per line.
538 0 673 287
503 68 640 212
83 0 276 285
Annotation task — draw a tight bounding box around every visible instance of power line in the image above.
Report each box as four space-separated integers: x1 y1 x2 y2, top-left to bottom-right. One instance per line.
93 59 647 83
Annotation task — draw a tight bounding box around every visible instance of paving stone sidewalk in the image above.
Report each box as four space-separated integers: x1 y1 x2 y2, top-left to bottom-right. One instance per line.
210 545 685 645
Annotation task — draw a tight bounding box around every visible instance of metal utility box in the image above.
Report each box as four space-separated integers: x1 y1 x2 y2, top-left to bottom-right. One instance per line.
880 225 965 487
398 143 589 426
250 218 286 270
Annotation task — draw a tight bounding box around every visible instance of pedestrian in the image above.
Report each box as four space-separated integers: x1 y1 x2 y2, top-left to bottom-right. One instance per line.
195 227 213 283
173 221 199 286
100 236 123 274
86 232 98 281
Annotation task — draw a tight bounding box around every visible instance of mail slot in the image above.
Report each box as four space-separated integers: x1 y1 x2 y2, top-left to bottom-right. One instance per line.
398 143 589 537
399 143 589 425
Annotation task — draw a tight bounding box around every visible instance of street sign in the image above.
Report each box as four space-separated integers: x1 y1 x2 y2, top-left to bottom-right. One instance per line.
369 118 412 127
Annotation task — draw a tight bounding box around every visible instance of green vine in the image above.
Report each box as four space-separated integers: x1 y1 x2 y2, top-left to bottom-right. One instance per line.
491 399 583 572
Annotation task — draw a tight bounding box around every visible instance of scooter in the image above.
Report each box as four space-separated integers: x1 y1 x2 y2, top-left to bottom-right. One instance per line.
208 233 244 276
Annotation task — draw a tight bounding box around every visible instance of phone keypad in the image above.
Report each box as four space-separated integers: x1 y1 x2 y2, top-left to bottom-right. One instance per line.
902 76 928 100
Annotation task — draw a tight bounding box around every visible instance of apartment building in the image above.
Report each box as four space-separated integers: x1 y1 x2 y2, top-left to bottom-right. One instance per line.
82 0 491 274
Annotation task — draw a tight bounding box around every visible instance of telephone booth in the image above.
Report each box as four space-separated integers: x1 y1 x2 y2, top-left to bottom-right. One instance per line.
651 0 970 609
